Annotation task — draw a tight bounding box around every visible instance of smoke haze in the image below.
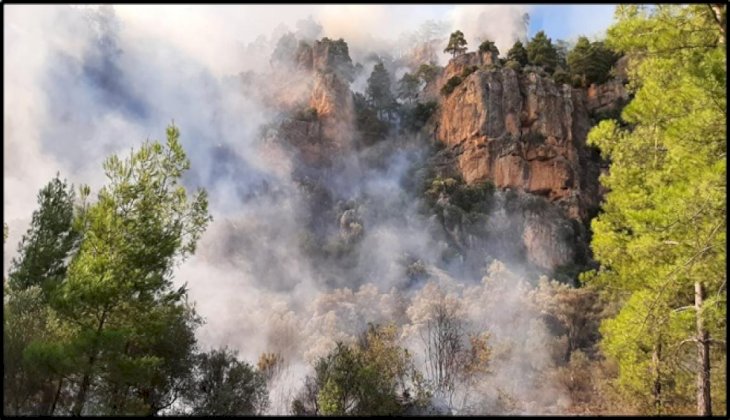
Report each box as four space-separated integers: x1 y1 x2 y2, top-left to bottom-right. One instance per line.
4 5 584 414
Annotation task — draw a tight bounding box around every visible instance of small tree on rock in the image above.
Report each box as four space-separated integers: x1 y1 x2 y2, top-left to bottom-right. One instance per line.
444 30 468 58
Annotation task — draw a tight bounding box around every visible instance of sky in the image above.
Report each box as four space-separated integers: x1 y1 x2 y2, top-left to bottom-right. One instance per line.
528 4 617 40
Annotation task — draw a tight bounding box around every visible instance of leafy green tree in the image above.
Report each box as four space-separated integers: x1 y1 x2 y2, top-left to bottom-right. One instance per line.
552 67 571 85
48 125 211 415
478 39 499 55
567 36 619 87
366 62 396 119
182 348 269 415
444 30 468 58
585 4 726 416
415 63 440 84
7 176 80 297
526 30 559 73
440 76 463 96
4 177 80 415
353 92 388 146
506 40 528 67
397 72 421 104
297 324 430 416
3 286 73 415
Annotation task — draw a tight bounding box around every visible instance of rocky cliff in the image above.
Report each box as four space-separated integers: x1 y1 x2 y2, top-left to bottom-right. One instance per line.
276 38 355 166
423 52 627 271
271 39 628 274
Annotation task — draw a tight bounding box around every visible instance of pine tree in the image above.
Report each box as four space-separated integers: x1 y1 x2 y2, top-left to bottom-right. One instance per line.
51 125 211 415
585 4 726 415
366 62 396 120
526 30 559 73
507 40 528 67
444 30 468 58
567 36 618 87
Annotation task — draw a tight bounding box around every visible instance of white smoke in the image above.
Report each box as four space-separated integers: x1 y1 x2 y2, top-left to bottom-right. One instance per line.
5 5 585 415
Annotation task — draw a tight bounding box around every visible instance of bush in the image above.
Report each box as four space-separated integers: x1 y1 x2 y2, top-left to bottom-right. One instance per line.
461 65 479 78
552 67 571 85
403 101 438 132
478 39 499 55
525 131 546 145
440 76 463 96
425 176 495 213
505 59 522 71
416 63 440 84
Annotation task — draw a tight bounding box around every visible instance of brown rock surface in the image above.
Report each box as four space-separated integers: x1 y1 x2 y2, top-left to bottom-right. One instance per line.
428 57 628 271
277 38 356 165
431 58 627 222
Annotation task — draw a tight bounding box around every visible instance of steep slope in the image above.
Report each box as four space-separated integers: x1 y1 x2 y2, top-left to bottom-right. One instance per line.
423 52 628 272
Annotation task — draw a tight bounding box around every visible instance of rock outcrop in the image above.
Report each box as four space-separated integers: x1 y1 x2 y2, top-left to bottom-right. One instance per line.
429 55 627 221
277 38 356 165
426 54 627 270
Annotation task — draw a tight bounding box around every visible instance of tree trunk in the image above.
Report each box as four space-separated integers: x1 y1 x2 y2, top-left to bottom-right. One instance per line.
72 366 92 416
49 377 63 415
71 306 109 416
695 281 712 416
651 341 662 414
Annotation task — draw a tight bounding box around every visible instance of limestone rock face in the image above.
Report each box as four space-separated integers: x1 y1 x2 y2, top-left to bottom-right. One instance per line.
584 79 629 115
428 56 628 271
431 58 627 221
279 38 356 165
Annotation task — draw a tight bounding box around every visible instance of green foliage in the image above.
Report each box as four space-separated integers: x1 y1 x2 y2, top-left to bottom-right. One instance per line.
504 59 522 72
308 325 430 416
353 92 389 146
552 67 571 85
567 37 619 87
5 125 213 416
3 286 71 415
440 76 463 96
586 4 726 415
8 176 80 297
415 63 440 84
527 30 559 73
444 30 468 57
460 65 478 78
401 101 438 132
507 41 528 67
524 131 546 146
425 176 495 214
182 348 269 415
366 62 397 118
397 72 421 104
478 39 499 55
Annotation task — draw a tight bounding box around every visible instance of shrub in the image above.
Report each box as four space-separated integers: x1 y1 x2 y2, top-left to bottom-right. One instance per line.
552 67 571 86
416 63 440 84
478 39 499 55
425 175 495 213
505 59 522 72
461 65 479 78
440 76 463 96
403 101 438 132
525 131 546 145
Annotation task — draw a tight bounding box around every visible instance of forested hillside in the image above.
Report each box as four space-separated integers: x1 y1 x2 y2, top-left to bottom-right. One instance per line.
3 4 726 416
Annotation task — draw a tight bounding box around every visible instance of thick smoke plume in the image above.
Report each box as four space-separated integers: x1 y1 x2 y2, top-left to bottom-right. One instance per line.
5 5 575 414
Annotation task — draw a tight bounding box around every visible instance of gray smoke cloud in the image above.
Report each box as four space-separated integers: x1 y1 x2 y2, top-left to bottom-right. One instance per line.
4 5 574 415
